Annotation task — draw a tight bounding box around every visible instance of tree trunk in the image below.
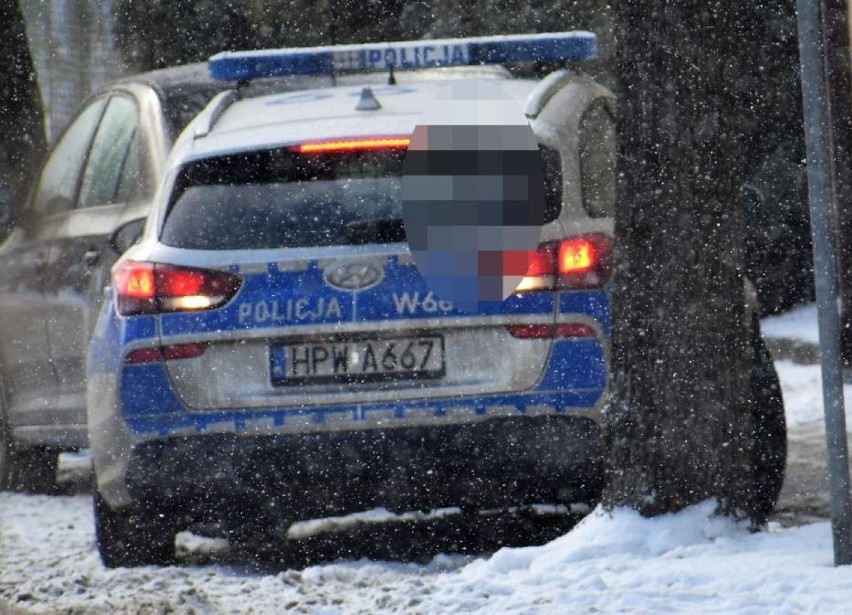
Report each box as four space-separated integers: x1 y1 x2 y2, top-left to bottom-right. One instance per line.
0 1 45 204
603 1 760 517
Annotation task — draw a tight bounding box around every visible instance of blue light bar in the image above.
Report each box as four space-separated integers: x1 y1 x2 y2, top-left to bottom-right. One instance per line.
209 31 597 81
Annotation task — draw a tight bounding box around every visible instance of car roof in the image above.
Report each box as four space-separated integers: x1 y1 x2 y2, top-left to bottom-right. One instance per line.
110 62 340 140
180 67 538 161
107 63 228 140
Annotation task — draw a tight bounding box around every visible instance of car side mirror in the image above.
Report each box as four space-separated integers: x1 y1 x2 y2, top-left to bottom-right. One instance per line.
110 218 145 254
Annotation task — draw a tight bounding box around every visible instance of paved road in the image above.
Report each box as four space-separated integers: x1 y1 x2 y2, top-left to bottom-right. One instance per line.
775 426 843 526
765 337 849 527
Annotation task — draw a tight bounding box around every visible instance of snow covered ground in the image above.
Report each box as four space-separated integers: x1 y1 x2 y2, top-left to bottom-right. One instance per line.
1 304 850 614
762 302 819 344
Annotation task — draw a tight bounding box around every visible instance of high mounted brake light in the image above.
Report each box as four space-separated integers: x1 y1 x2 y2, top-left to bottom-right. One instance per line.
208 31 597 81
291 137 410 154
517 234 613 292
114 262 242 316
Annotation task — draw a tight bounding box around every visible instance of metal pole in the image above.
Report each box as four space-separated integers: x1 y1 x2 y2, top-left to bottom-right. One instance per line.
796 0 852 566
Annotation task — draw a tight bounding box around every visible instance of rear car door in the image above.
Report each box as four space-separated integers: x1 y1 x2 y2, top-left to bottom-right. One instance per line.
0 98 106 432
43 93 154 424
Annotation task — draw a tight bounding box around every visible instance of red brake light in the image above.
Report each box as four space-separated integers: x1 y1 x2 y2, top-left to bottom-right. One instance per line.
518 234 613 291
158 268 206 297
559 238 595 274
507 323 597 339
114 262 242 316
125 343 208 364
162 343 208 360
124 347 162 364
524 243 558 277
114 263 157 314
290 137 410 154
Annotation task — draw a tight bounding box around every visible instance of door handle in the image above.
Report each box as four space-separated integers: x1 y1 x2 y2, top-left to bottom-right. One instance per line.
83 249 100 266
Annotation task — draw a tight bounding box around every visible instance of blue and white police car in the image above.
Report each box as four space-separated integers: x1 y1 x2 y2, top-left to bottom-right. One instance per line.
87 32 623 567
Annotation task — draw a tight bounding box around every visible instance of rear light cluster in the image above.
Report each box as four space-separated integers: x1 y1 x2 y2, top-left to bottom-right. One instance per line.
507 234 611 340
114 262 242 316
517 233 613 292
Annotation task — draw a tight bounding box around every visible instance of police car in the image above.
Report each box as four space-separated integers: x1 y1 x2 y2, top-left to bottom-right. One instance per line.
86 33 783 567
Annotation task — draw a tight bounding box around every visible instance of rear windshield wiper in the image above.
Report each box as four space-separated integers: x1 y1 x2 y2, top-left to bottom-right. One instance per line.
343 217 407 244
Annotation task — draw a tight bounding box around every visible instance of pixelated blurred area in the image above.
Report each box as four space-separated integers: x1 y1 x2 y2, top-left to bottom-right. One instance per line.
402 81 546 310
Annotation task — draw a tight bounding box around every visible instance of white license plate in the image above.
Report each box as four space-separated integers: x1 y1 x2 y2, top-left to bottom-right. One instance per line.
271 335 445 385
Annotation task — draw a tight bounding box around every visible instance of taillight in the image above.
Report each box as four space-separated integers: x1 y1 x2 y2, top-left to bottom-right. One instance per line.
114 262 242 316
114 263 157 315
516 234 613 292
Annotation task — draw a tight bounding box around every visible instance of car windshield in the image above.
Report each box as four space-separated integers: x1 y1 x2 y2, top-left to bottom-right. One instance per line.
161 147 405 250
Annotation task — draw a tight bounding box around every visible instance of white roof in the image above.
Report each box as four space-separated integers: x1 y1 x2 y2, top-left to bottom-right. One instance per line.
178 70 539 162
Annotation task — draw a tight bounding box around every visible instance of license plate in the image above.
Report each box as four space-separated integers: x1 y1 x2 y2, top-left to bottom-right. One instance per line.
270 335 445 385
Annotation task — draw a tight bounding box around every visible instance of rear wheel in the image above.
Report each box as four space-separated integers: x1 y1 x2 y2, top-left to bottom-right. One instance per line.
0 414 12 490
749 319 787 522
0 387 59 494
94 491 176 568
6 446 59 494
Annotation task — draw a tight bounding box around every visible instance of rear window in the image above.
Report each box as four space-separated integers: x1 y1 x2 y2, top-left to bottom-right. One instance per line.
161 147 406 250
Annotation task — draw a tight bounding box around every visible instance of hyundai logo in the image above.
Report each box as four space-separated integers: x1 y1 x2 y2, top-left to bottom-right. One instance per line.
324 261 384 290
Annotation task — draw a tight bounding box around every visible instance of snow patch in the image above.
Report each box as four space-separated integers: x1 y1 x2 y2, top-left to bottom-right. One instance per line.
762 303 819 343
775 360 852 430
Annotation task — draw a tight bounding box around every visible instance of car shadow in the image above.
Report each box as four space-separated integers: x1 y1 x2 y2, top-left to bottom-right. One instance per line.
57 453 588 570
179 510 587 572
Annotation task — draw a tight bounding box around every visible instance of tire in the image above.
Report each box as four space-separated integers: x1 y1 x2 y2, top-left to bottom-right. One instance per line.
0 377 14 490
0 414 12 490
749 319 787 522
0 386 58 494
6 446 59 494
94 491 176 568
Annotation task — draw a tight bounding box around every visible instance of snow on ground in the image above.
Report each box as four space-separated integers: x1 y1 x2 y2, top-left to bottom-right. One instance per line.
776 360 827 429
1 303 850 614
764 302 851 430
2 495 849 613
762 303 819 344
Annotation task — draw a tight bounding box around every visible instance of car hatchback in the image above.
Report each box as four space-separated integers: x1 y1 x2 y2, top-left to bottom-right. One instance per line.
87 33 616 567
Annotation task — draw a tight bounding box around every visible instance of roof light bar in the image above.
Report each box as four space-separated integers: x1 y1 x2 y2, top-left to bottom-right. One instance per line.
291 137 411 154
209 31 597 81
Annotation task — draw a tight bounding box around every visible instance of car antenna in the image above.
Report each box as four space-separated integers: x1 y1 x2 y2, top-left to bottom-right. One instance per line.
355 86 382 111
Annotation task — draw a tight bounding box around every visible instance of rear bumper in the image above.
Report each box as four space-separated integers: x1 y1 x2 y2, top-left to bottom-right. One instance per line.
125 415 603 528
